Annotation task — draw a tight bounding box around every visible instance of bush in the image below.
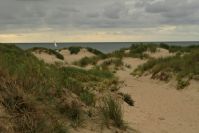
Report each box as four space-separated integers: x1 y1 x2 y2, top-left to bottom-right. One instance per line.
100 96 124 128
68 47 81 54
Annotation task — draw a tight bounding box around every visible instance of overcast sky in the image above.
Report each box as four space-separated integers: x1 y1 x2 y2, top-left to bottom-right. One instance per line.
0 0 199 42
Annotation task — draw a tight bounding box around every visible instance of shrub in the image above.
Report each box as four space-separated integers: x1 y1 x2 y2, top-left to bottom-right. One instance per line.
68 47 81 54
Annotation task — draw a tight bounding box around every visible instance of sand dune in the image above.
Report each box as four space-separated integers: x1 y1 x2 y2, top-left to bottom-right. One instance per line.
146 48 174 59
59 48 95 64
117 58 199 133
33 52 63 64
32 48 199 133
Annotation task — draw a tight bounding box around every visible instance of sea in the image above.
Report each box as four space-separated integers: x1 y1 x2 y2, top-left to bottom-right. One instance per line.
12 41 199 53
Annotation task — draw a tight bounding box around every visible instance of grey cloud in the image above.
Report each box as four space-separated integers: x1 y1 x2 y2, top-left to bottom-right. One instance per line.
0 0 199 34
103 2 128 19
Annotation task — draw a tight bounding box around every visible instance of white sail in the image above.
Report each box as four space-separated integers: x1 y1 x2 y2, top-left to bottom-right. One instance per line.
54 41 58 47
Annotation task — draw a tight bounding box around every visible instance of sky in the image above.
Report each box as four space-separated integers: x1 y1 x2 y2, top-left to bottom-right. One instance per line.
0 0 199 42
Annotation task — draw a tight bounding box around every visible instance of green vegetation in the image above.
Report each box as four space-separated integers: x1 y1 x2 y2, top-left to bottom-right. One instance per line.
0 44 121 132
108 43 158 59
68 46 81 54
127 43 157 59
67 46 105 56
159 43 199 53
133 48 199 89
74 56 100 67
100 96 124 128
28 47 64 60
100 58 124 71
80 90 95 106
59 101 82 128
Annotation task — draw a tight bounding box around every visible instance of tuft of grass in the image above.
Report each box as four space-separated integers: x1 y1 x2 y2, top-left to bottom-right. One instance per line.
100 96 124 128
177 79 190 90
80 90 95 106
119 93 134 106
74 56 99 67
59 101 82 128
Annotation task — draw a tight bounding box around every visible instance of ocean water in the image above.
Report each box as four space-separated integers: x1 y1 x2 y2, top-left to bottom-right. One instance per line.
15 41 199 53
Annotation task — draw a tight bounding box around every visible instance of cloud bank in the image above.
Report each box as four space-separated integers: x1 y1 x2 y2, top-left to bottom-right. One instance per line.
0 0 199 42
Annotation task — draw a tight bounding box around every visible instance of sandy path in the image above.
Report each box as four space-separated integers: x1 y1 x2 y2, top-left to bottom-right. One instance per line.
117 58 199 133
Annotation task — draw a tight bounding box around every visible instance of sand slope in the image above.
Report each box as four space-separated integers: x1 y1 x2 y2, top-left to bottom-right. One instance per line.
32 52 63 64
59 48 95 64
117 58 199 133
146 48 174 59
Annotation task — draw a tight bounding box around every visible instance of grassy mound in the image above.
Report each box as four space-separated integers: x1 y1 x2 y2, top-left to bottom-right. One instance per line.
133 49 199 89
0 44 123 132
108 43 158 59
28 47 64 60
65 46 105 56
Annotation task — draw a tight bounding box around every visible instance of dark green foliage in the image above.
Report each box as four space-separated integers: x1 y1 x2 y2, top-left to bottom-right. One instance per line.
159 43 170 50
67 46 105 56
74 56 99 67
28 47 64 60
86 47 105 56
68 46 81 54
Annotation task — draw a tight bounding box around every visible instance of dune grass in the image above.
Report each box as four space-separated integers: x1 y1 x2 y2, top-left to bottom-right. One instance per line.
28 47 64 60
0 44 120 132
133 49 199 89
100 96 124 129
66 46 105 56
